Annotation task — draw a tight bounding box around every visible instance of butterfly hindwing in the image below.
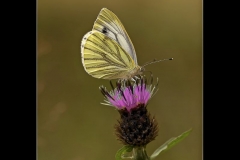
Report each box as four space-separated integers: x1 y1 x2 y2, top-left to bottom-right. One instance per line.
81 31 136 79
92 8 138 65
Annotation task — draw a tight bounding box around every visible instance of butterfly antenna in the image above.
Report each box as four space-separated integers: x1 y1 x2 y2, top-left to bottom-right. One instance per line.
142 58 173 68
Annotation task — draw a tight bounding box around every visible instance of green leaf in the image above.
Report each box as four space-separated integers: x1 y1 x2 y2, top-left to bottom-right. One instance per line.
150 128 192 160
115 145 133 160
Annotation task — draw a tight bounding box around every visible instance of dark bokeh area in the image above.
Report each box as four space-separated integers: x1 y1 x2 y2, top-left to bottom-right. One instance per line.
37 0 202 160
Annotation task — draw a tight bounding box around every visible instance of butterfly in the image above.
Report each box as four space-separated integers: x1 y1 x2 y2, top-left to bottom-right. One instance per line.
81 8 172 80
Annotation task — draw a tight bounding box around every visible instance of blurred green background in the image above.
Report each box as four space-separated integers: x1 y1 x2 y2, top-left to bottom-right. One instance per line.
37 0 202 160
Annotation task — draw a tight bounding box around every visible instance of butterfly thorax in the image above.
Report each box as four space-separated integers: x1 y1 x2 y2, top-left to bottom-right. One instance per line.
120 65 142 80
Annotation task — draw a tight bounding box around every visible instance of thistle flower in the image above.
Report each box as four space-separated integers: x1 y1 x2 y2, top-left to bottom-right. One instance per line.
99 76 159 147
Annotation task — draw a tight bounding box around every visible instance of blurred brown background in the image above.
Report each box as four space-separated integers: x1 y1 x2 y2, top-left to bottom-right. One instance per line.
37 0 202 160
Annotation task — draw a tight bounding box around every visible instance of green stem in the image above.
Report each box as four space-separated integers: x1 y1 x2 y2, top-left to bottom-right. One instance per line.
132 146 150 160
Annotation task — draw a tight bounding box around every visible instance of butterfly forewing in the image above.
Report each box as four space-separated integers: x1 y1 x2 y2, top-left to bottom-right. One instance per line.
92 8 138 65
81 31 136 79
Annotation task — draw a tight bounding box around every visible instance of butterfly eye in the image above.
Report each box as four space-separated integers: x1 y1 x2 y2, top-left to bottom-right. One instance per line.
140 67 145 72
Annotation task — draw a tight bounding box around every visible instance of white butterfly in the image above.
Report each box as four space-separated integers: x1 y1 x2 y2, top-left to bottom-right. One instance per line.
81 8 172 80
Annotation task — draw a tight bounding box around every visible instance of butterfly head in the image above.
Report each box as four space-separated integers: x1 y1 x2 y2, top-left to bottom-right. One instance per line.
140 67 145 73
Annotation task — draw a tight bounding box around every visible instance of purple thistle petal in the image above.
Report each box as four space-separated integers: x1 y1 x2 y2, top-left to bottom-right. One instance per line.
101 76 159 111
107 83 152 111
